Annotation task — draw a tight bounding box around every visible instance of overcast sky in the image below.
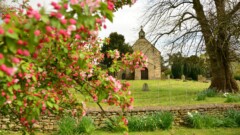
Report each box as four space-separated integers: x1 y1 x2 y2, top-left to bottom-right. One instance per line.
25 0 148 44
7 0 156 47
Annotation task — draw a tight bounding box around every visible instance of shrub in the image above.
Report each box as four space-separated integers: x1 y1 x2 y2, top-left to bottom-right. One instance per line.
225 94 240 103
57 116 77 135
234 75 240 81
185 111 221 128
75 117 95 135
104 117 128 132
127 115 157 132
225 110 240 126
127 112 173 132
196 88 217 101
196 92 206 101
154 112 173 130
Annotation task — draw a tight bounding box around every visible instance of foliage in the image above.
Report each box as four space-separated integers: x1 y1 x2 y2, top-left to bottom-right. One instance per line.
196 88 217 101
225 94 240 103
103 116 128 132
0 0 148 134
101 32 133 68
127 115 157 132
169 53 207 80
75 116 95 135
57 116 77 135
153 112 173 130
225 110 240 126
127 112 173 132
143 0 240 92
186 111 221 128
186 110 240 129
57 116 96 135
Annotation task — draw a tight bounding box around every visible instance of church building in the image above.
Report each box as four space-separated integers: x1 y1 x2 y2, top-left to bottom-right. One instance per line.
117 27 161 80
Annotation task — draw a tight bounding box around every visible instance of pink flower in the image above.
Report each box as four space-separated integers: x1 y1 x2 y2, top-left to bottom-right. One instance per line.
107 1 114 10
4 18 10 24
69 18 77 25
70 0 79 5
34 30 41 36
23 50 30 56
60 18 67 24
0 27 4 34
37 3 41 7
17 40 24 45
46 26 52 32
12 57 20 64
1 91 6 96
0 53 4 59
17 49 23 55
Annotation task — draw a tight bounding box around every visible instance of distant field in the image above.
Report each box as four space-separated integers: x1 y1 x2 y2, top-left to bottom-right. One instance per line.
3 127 240 135
78 79 240 109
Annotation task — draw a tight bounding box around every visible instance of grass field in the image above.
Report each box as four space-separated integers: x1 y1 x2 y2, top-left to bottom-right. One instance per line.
85 79 239 109
130 79 218 107
95 127 240 135
2 127 240 135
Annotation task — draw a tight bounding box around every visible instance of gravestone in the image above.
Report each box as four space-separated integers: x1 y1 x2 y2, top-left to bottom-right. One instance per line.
167 75 170 80
181 75 185 81
142 83 149 91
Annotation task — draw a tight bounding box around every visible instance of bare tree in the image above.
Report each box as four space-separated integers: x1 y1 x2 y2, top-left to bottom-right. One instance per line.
143 0 240 92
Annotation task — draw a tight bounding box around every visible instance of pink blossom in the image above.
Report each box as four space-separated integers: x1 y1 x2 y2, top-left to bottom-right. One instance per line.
70 0 79 5
1 91 6 96
107 1 114 10
17 40 24 45
23 50 30 56
4 18 10 24
17 49 23 55
46 26 53 32
60 18 67 24
0 27 4 34
0 53 4 59
12 57 20 64
69 18 77 25
34 30 41 36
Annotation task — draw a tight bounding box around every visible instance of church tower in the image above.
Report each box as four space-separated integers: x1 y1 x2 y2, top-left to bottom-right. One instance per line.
132 27 161 80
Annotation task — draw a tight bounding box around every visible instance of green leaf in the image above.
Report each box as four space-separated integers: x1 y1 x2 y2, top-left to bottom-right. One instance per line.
13 84 20 90
46 101 53 108
32 76 37 82
6 37 17 53
41 15 49 23
6 31 19 40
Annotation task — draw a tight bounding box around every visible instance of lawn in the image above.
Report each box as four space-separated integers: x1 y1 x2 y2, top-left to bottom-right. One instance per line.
84 79 239 109
130 79 218 107
2 127 240 135
95 127 240 135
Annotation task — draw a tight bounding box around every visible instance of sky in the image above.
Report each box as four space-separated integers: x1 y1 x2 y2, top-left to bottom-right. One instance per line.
25 0 148 45
5 0 159 49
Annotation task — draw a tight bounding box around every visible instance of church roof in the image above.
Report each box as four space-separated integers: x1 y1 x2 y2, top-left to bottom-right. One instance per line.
132 27 161 54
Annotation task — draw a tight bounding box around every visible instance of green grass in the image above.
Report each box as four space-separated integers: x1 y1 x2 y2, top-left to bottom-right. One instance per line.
129 80 223 107
76 80 240 109
94 127 240 135
2 127 240 135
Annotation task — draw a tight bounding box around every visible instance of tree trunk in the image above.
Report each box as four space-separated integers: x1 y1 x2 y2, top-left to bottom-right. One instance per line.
208 47 239 93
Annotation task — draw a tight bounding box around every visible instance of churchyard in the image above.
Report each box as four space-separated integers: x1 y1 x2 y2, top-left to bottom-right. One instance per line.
0 0 240 135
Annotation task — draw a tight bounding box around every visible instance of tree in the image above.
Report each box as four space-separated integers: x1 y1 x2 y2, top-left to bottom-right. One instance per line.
101 32 133 68
144 0 240 92
0 0 147 133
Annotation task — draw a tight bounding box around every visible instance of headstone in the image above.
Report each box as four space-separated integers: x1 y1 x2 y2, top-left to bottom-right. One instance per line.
142 83 149 91
167 75 170 80
197 75 203 82
181 75 185 81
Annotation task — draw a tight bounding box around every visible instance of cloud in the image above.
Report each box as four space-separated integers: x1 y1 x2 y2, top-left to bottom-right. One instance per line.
99 0 147 45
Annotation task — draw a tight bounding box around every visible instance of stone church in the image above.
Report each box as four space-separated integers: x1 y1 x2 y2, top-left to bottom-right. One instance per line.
117 27 161 80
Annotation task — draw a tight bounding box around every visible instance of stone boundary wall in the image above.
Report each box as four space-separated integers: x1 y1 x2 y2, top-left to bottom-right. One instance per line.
0 104 240 132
